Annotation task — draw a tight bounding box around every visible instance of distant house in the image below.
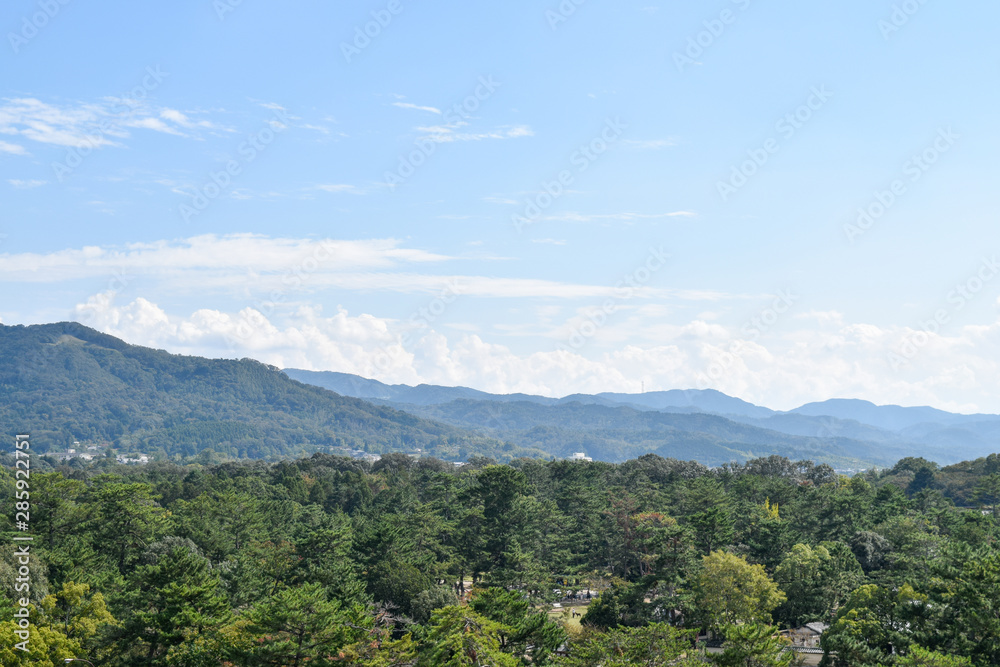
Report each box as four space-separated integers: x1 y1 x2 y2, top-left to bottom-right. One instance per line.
782 622 828 649
56 448 96 462
569 452 593 462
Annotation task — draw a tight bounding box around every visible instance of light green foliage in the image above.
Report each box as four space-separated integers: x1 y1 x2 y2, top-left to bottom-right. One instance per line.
555 622 700 667
697 551 786 632
898 646 973 667
40 580 115 647
0 619 80 667
712 623 793 667
820 583 925 667
418 605 521 667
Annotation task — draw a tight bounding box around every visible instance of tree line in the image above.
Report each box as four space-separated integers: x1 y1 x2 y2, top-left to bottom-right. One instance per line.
1 451 999 665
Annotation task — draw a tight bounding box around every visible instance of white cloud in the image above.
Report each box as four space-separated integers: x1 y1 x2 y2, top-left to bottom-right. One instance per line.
158 108 214 129
68 295 1000 413
539 211 696 223
8 179 47 189
0 140 27 155
624 139 676 149
0 96 218 150
504 126 534 138
392 102 442 114
417 124 534 143
314 184 363 194
0 234 741 301
0 235 449 283
122 116 185 136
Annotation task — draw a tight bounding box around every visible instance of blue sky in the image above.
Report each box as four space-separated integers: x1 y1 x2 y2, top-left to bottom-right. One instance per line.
2 0 1000 412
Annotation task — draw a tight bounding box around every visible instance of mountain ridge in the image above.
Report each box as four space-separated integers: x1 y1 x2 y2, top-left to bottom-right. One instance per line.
0 323 536 462
283 369 1000 465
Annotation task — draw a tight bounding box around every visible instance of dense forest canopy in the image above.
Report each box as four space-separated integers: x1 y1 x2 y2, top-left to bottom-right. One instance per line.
2 451 999 665
287 370 1000 468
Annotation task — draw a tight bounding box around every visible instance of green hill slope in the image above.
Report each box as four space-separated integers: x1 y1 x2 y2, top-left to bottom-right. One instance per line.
376 399 896 468
0 322 536 461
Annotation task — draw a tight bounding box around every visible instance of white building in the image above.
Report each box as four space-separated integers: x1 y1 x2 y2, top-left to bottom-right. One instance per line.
569 452 593 462
116 454 150 465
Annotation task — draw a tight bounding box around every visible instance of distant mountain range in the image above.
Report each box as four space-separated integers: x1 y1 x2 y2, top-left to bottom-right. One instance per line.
0 323 535 462
283 370 1000 468
2 321 994 469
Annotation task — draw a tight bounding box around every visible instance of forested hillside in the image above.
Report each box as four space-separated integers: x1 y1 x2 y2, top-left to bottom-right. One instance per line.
382 399 899 468
1 451 998 665
0 322 535 461
288 370 1000 466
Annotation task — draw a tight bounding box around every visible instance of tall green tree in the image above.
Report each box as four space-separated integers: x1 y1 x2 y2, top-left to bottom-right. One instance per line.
91 481 167 574
417 605 520 667
470 587 566 665
116 542 228 664
238 582 367 667
459 465 532 584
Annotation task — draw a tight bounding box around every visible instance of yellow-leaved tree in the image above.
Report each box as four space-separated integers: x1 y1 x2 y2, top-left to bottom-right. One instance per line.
696 550 785 634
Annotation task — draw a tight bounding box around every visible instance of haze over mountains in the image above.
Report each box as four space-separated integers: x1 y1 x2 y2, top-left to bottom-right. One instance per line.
3 321 997 470
284 370 1000 468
